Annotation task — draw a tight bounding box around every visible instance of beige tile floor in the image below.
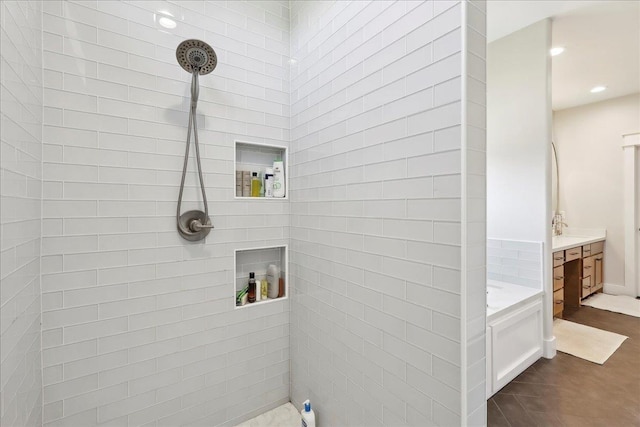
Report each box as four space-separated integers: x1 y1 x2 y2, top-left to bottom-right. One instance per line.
234 403 300 427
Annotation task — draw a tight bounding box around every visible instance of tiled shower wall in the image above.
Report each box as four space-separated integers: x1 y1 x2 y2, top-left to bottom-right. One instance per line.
461 2 488 423
289 1 486 425
0 1 44 426
40 1 290 425
487 239 543 288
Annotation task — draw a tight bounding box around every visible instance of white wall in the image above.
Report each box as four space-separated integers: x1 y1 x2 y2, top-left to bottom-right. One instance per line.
40 1 290 425
554 93 640 294
289 1 487 425
487 21 551 244
0 1 43 425
487 20 553 357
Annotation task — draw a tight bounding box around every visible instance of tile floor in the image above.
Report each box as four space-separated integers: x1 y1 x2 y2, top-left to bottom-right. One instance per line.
234 402 300 427
488 306 640 426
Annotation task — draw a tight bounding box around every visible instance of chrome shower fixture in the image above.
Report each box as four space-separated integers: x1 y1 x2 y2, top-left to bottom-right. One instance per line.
176 39 217 75
175 39 216 241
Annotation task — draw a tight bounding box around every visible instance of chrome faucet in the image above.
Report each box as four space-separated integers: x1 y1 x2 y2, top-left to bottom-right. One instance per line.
552 214 568 236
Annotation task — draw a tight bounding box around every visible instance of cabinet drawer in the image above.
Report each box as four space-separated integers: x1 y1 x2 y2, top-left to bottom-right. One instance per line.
581 276 592 298
583 256 594 278
553 265 564 291
594 255 603 291
553 288 564 317
591 241 604 255
565 247 582 262
582 244 592 257
553 251 565 267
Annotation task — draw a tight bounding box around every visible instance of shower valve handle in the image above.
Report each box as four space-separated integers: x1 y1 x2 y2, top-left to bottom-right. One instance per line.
189 219 214 232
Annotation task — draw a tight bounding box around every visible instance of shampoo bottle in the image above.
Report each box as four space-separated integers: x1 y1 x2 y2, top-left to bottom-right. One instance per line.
272 159 285 198
264 167 274 198
267 264 279 299
255 280 261 302
261 277 268 300
301 400 315 427
251 172 261 197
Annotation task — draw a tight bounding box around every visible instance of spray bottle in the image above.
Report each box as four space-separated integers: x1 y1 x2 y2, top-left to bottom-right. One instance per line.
301 400 315 427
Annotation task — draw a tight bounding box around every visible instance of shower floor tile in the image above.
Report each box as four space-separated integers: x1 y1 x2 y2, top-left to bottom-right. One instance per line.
234 402 300 427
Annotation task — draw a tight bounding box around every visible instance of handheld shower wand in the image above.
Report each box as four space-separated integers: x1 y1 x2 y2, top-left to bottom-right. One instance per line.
175 39 217 241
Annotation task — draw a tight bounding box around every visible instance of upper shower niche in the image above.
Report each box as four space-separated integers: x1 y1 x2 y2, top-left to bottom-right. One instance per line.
234 140 288 200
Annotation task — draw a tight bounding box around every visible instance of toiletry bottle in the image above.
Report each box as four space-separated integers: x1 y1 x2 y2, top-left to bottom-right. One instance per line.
264 167 274 198
301 400 315 427
278 277 285 298
242 171 251 197
251 172 261 197
259 171 265 197
236 171 242 197
248 272 256 303
261 277 268 300
272 159 285 198
267 264 279 299
255 280 261 302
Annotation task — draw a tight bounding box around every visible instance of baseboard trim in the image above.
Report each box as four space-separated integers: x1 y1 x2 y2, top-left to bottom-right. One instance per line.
543 336 556 359
603 283 636 297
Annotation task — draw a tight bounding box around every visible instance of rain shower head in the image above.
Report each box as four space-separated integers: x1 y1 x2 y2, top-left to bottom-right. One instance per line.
176 39 217 75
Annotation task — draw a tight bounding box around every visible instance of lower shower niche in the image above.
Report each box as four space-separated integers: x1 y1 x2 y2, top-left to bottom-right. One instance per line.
234 245 287 309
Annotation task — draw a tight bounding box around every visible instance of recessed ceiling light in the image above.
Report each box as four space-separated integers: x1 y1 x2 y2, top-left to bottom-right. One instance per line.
550 47 565 56
590 86 607 93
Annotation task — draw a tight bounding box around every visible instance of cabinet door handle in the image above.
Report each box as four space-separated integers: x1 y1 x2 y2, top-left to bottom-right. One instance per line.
554 276 564 280
583 285 591 289
555 300 564 304
569 251 579 255
554 256 564 261
584 266 592 269
595 258 602 262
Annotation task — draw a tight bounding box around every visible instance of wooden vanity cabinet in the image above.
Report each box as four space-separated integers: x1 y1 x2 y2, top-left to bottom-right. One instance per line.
553 289 564 317
565 247 582 262
593 253 604 292
582 243 604 297
582 256 594 297
553 251 565 267
552 240 605 318
552 253 565 317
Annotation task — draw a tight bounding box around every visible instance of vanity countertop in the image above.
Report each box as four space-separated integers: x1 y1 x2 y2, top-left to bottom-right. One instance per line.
552 228 606 251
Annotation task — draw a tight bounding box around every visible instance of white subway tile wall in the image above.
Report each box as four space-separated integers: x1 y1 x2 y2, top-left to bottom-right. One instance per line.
0 1 44 426
463 2 488 425
289 1 486 425
41 1 291 425
487 239 543 289
0 1 488 425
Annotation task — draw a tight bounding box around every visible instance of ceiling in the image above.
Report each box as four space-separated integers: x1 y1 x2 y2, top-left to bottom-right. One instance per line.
488 1 640 111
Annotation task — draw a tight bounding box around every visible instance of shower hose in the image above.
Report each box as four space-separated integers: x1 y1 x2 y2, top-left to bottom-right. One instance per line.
176 69 211 233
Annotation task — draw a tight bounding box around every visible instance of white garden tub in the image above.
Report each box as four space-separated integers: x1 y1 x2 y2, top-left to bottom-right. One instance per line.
486 280 544 398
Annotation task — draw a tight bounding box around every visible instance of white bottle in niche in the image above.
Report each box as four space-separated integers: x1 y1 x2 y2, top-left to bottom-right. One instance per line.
264 167 274 198
272 159 285 198
266 264 279 299
301 400 315 427
254 280 261 302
